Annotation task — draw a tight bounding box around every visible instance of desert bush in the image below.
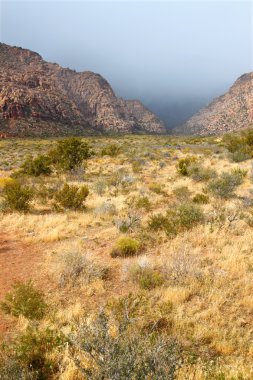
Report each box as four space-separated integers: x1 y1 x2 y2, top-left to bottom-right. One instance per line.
0 177 14 189
147 211 179 238
66 165 86 182
113 213 141 233
192 193 210 204
53 183 89 210
243 128 253 146
222 133 244 153
101 143 121 157
111 237 141 258
135 196 151 211
173 186 192 201
93 179 107 195
131 159 146 173
49 137 91 171
188 164 217 182
130 266 165 290
148 203 204 238
0 327 64 380
121 174 135 188
57 251 109 287
148 182 164 194
1 180 34 212
107 168 128 188
74 309 181 380
148 213 168 231
230 168 247 184
176 203 204 229
208 170 246 199
177 156 197 176
165 251 202 286
21 154 52 177
0 281 47 320
148 210 180 238
231 149 251 162
159 161 166 168
36 182 63 202
94 201 117 216
223 130 253 162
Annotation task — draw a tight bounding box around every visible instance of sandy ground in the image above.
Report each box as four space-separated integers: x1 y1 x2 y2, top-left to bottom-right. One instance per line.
0 233 44 337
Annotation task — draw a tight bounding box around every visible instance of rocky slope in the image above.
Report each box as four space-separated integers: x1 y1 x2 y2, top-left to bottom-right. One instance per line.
0 43 165 137
175 72 253 135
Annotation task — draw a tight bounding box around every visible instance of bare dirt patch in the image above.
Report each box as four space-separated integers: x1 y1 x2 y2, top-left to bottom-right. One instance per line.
0 233 44 337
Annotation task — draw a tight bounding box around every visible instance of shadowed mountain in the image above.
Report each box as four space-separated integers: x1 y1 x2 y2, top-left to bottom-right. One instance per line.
0 43 166 137
174 73 253 135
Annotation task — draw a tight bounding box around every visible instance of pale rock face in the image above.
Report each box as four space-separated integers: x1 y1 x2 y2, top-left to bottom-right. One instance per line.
176 72 253 135
0 43 166 137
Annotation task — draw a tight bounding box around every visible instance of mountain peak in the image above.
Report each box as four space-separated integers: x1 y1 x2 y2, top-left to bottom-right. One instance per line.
176 72 253 135
0 43 165 137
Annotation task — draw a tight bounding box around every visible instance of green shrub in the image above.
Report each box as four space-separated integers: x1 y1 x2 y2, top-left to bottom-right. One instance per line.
36 182 62 202
132 159 144 173
148 182 164 194
0 327 64 379
177 156 197 176
188 164 217 182
176 203 204 229
111 237 141 258
192 193 210 204
148 213 168 231
173 186 191 201
49 137 91 171
54 183 89 210
131 267 165 290
243 129 253 146
163 217 180 238
208 170 246 199
222 133 244 153
223 130 253 162
135 196 151 211
21 155 52 177
0 281 47 320
230 168 247 185
148 203 204 238
101 143 121 157
2 180 34 212
231 149 251 162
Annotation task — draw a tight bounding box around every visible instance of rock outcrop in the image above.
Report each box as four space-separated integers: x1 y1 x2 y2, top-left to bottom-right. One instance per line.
175 72 253 135
0 43 166 136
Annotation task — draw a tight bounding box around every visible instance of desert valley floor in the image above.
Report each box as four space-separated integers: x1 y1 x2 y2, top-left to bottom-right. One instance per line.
0 134 253 379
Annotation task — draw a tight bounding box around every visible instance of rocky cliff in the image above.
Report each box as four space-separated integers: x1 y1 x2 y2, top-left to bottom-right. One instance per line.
175 72 253 135
0 43 166 137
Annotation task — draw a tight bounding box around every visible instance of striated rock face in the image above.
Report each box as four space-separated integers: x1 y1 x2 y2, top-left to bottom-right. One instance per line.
0 43 166 137
176 73 253 135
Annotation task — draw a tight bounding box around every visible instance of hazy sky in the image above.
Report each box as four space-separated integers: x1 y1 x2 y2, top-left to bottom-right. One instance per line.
0 1 252 125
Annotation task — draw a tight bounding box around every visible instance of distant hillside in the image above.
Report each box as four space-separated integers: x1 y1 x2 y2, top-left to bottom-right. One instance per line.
0 43 166 137
175 72 253 135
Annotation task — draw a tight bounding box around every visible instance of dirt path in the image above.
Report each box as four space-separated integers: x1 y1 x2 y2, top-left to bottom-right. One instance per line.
0 233 44 336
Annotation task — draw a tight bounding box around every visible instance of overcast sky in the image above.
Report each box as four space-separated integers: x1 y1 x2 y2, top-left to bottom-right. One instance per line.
0 1 252 125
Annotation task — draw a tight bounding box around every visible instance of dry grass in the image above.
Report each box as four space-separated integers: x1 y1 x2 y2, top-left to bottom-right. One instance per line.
0 135 253 378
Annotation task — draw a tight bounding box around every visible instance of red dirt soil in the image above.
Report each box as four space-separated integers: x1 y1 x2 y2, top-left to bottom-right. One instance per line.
0 233 44 337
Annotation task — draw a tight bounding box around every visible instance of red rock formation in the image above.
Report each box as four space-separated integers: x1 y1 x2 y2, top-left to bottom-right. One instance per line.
176 73 253 135
0 43 166 137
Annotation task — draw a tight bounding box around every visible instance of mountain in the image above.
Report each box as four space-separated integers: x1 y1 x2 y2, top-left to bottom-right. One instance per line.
0 43 166 137
175 72 253 135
